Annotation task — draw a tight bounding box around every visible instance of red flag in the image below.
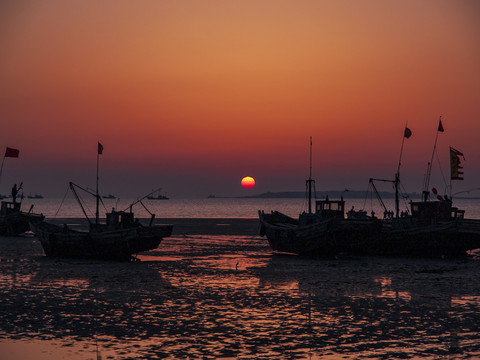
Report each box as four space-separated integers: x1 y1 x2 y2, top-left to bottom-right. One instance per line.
438 119 444 132
404 127 412 139
450 146 464 180
4 147 19 158
98 142 103 155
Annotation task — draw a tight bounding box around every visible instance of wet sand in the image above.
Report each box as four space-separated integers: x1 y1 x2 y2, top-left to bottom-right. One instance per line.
46 217 261 236
1 219 480 359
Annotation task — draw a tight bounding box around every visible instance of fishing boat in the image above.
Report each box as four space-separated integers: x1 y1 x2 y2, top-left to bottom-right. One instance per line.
147 188 169 200
31 189 173 261
102 194 116 199
259 137 381 257
0 196 44 236
30 144 173 261
368 119 480 257
259 124 480 258
27 194 44 199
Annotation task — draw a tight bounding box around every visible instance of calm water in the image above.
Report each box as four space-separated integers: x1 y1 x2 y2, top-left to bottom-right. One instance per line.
20 196 480 219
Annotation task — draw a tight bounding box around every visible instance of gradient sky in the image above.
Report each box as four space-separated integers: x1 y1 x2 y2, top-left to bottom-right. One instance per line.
1 0 479 198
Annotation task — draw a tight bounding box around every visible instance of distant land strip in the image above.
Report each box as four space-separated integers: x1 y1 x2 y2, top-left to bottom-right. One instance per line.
210 191 480 200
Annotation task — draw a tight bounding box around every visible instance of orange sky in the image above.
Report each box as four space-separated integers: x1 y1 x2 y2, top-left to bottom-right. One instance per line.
1 0 479 197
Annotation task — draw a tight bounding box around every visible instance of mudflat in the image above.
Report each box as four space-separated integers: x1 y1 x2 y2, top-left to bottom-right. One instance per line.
1 222 480 359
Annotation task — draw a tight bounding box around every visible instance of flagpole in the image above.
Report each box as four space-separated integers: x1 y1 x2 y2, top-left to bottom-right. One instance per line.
0 155 5 184
397 122 408 175
423 115 442 201
394 123 411 218
96 144 100 226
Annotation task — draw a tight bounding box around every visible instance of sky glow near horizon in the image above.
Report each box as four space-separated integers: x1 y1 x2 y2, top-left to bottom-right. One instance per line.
0 0 479 198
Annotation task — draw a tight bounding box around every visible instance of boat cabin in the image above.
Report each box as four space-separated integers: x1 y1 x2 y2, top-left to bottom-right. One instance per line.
1 201 21 216
410 198 464 225
315 197 345 219
106 210 136 229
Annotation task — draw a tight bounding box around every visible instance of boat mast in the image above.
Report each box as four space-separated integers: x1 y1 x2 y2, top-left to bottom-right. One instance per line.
306 136 314 214
96 142 103 225
395 123 408 218
423 116 442 202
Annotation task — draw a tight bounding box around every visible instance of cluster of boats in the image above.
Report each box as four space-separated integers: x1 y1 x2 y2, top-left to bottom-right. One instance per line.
259 126 480 258
259 195 480 258
2 121 480 261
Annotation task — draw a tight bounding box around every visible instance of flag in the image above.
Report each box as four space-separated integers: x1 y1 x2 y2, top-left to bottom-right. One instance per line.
98 142 103 155
4 147 19 158
438 119 444 132
404 127 412 139
450 146 465 180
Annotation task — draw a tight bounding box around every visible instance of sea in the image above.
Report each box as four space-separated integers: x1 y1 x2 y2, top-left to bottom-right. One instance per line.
1 196 480 359
17 195 480 219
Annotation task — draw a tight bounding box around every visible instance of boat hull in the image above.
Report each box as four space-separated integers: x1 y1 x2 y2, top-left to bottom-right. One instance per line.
0 212 45 236
31 222 173 261
259 211 480 258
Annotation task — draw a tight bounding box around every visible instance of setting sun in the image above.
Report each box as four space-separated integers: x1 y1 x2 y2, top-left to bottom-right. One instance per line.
241 176 255 189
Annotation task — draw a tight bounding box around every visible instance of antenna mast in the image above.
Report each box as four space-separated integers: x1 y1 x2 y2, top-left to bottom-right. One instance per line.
423 116 442 202
306 137 315 214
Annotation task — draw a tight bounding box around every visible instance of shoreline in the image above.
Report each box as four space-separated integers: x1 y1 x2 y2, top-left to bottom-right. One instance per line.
44 217 261 236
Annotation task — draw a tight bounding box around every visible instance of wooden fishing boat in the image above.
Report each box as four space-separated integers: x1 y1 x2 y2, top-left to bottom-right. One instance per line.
0 199 44 236
259 137 382 257
31 199 172 261
32 184 173 261
30 144 173 261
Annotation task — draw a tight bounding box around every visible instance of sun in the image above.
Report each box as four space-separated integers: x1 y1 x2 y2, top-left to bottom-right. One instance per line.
241 176 255 189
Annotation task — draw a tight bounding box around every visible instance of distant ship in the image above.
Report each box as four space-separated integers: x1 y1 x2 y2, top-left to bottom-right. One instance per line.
147 189 169 200
102 194 116 199
27 194 44 199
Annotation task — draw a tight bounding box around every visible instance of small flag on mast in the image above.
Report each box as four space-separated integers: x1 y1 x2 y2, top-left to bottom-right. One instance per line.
98 142 104 155
450 147 464 180
4 147 20 158
438 119 445 132
404 127 412 139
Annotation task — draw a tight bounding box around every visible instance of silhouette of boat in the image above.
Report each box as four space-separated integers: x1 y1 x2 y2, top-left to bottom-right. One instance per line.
0 196 44 236
102 194 116 199
30 144 172 261
259 128 480 258
27 193 44 199
147 189 169 200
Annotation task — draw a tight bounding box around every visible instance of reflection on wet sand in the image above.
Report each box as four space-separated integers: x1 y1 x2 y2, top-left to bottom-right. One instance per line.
1 234 480 359
258 255 480 358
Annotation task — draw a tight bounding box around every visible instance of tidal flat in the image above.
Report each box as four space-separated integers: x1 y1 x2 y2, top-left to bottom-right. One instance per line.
1 220 480 359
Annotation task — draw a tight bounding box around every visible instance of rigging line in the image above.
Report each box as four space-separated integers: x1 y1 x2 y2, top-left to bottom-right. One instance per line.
54 185 71 218
399 183 411 213
435 150 448 193
362 182 371 211
78 194 95 219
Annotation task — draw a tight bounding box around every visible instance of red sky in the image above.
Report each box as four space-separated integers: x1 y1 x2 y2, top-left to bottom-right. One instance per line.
1 0 479 198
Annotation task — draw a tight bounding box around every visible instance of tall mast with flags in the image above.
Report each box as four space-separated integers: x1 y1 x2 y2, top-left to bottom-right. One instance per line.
306 136 315 214
423 116 444 202
96 142 103 226
395 124 412 217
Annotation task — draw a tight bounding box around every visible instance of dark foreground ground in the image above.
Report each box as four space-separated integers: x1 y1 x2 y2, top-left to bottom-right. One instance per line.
1 219 480 359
